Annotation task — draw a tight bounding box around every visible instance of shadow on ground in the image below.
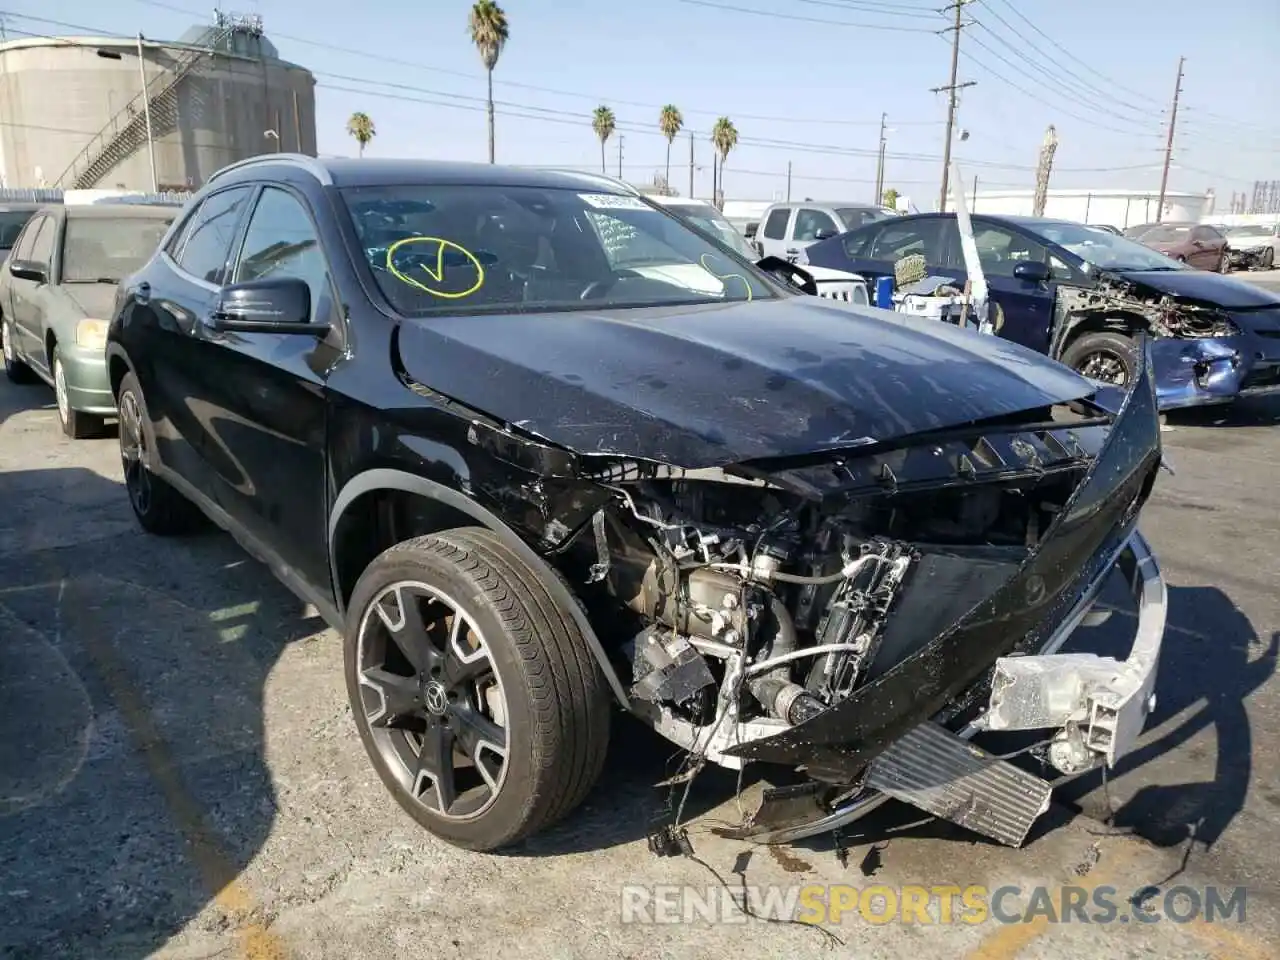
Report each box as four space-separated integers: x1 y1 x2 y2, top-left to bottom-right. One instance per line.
0 466 321 959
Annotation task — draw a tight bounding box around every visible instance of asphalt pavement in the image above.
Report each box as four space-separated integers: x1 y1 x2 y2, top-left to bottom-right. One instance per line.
2 290 1279 958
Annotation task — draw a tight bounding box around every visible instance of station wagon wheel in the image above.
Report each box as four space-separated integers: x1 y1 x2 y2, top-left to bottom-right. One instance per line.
51 345 105 439
344 528 611 851
116 372 206 535
1060 330 1138 388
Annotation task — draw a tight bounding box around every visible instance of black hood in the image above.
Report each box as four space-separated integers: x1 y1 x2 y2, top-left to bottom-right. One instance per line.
395 297 1096 468
1115 269 1280 309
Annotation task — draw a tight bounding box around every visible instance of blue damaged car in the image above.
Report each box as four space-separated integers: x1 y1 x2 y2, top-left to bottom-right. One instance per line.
801 212 1280 410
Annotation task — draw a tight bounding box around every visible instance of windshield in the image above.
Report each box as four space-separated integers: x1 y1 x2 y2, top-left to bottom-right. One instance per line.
0 211 34 249
1025 220 1189 272
836 207 890 230
62 216 173 282
1227 225 1274 238
662 201 757 259
342 184 776 315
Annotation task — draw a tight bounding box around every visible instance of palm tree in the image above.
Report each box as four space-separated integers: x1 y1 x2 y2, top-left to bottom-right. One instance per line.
346 112 375 157
658 105 683 192
710 116 738 209
592 106 616 175
468 0 510 163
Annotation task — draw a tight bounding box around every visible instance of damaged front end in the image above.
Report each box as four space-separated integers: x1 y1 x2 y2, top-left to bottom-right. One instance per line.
506 339 1167 850
1052 272 1280 409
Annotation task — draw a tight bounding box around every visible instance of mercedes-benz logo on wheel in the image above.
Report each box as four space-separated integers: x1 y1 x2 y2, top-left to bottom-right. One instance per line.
423 680 449 716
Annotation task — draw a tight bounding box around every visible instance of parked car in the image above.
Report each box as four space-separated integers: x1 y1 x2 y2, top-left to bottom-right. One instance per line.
1224 223 1280 271
754 200 892 260
0 202 175 436
0 203 43 262
802 212 1280 409
105 156 1167 854
644 194 759 260
1131 221 1230 272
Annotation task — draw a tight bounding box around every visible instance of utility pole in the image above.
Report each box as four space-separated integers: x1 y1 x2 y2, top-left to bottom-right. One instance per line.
786 160 792 202
932 0 975 212
1156 56 1185 224
688 130 694 198
1032 125 1059 217
874 112 887 204
617 135 624 179
136 33 158 192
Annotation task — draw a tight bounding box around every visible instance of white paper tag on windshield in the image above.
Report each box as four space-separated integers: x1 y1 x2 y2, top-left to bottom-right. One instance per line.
579 193 651 211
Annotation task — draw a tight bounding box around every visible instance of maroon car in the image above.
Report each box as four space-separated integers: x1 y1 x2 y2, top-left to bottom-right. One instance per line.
1134 221 1230 272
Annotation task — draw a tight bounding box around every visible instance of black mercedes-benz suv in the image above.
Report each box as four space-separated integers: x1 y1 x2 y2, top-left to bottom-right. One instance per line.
107 155 1165 853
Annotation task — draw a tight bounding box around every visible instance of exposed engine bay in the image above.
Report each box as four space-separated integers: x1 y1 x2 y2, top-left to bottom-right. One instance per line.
1052 273 1238 352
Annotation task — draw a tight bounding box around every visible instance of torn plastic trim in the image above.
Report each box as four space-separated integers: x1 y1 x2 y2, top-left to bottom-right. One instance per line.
977 532 1165 769
741 527 1160 845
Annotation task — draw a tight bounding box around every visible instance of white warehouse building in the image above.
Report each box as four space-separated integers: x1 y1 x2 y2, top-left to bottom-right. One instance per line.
970 188 1212 229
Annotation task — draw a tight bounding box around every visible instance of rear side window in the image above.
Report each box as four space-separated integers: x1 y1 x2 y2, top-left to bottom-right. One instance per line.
173 186 254 285
762 207 790 240
868 219 944 263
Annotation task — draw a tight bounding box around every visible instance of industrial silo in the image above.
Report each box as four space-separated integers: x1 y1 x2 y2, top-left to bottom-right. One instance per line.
0 12 316 191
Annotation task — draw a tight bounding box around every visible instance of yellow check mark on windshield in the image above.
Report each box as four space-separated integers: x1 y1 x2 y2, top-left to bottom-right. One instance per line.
419 242 448 283
386 236 486 299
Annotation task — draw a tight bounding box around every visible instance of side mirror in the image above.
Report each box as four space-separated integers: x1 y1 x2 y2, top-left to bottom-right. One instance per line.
8 259 46 283
1012 260 1050 284
209 277 323 334
813 228 837 241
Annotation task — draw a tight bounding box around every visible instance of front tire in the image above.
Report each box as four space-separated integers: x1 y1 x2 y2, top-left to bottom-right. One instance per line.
117 372 206 535
344 527 611 851
1260 248 1275 271
2 316 36 384
1061 330 1138 387
52 346 105 439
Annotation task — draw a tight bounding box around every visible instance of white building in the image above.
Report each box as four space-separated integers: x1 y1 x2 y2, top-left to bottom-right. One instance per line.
970 188 1211 229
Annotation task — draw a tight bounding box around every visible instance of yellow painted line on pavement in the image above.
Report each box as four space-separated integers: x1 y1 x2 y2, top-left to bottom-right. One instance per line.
68 581 289 960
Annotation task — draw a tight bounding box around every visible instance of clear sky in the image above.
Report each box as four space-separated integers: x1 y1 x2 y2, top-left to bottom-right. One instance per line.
8 0 1279 210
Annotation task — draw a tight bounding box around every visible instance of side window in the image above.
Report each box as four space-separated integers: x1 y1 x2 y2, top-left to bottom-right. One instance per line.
964 224 1048 278
1191 225 1220 242
29 217 56 267
841 225 878 259
233 187 331 322
868 219 942 263
793 208 838 242
174 186 253 285
11 215 44 262
762 207 791 240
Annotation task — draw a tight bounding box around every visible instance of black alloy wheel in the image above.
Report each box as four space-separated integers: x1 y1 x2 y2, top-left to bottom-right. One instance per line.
116 372 205 535
345 528 610 851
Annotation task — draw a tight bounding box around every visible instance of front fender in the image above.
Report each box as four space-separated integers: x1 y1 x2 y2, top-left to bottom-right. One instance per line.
326 467 631 707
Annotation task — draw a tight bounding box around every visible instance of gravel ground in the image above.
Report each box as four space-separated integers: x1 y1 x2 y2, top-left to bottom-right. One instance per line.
1 324 1279 959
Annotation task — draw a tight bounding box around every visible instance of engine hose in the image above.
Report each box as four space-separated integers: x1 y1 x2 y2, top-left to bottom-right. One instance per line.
746 595 827 724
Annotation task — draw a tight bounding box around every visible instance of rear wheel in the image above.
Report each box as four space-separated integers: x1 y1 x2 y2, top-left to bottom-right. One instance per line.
52 346 105 439
1219 252 1231 273
2 316 35 384
1061 330 1138 387
1260 248 1275 271
117 372 206 535
344 527 611 851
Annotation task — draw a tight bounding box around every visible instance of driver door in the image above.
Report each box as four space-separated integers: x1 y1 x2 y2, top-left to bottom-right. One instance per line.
789 208 839 261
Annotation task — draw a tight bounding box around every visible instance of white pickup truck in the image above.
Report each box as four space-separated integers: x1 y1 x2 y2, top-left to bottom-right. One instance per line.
754 200 894 261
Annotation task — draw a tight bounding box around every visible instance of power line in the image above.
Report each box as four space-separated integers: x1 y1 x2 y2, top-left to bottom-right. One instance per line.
677 0 937 33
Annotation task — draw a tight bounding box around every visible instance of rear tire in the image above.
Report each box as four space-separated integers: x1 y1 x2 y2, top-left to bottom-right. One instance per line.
2 316 36 384
117 372 206 535
53 346 105 439
1219 252 1231 274
1061 330 1139 387
1260 248 1275 271
344 527 611 851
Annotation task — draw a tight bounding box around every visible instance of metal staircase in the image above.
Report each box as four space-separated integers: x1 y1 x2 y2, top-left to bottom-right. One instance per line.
55 23 238 189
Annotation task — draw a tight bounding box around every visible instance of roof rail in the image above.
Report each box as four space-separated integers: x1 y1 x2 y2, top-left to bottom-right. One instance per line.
207 153 333 186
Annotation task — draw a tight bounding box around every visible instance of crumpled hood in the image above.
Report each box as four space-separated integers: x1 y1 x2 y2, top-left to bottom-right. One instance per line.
1227 235 1272 251
61 282 118 319
1113 269 1280 309
395 297 1096 468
